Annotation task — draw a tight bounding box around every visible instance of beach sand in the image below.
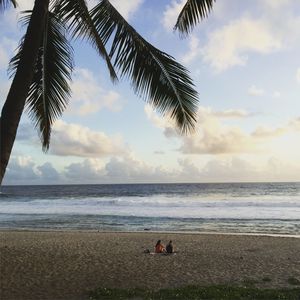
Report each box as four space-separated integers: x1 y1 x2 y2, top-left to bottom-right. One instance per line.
0 231 299 300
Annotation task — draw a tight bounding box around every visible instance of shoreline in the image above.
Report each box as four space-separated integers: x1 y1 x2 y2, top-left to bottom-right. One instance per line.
1 230 300 299
1 228 299 239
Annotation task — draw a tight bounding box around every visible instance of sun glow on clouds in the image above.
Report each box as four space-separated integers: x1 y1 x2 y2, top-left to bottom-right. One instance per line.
50 120 127 157
145 104 300 159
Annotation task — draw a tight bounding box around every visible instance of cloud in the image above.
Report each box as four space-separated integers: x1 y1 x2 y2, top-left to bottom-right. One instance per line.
0 46 9 70
296 68 300 83
64 155 175 183
179 109 298 155
289 117 300 130
181 1 300 72
0 37 17 70
91 0 143 20
181 35 200 64
262 0 293 10
251 126 287 138
162 0 185 30
17 0 34 10
272 91 281 98
201 17 281 72
36 162 60 181
16 0 143 21
180 126 253 155
5 152 300 185
50 120 127 157
154 150 165 155
146 104 300 155
213 109 251 119
0 80 11 108
4 156 38 183
4 156 61 184
248 85 265 97
146 104 255 149
69 68 123 116
64 158 106 181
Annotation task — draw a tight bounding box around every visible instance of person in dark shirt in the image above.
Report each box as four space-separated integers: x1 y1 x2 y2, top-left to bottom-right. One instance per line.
166 240 173 254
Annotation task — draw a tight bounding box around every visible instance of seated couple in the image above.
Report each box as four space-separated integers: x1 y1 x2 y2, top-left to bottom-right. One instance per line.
155 240 174 254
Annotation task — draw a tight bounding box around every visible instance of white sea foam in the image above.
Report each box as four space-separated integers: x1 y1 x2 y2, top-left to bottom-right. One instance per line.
0 194 300 219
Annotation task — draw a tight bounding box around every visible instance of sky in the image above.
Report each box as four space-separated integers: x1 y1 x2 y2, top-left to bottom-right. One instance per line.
1 0 300 185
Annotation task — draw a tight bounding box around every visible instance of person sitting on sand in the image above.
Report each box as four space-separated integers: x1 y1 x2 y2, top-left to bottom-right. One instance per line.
155 240 165 253
166 240 174 254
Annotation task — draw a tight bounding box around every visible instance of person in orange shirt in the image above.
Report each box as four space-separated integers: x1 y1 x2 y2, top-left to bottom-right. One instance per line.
155 240 166 253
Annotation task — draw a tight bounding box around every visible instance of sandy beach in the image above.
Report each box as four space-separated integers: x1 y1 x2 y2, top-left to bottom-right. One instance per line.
0 231 299 300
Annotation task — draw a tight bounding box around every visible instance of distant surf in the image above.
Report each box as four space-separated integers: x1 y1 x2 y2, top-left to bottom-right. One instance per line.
0 182 299 235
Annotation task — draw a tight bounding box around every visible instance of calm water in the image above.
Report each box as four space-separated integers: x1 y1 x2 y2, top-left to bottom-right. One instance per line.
0 182 299 235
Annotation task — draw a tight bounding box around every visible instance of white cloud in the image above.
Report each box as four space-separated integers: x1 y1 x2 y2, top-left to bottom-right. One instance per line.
109 0 143 20
201 17 281 72
179 109 299 155
162 0 185 30
4 156 38 183
251 126 287 138
64 155 175 183
36 162 60 181
64 158 106 181
5 152 300 185
69 68 123 116
89 0 143 19
213 109 251 119
0 80 11 109
181 35 200 64
272 91 281 98
50 120 127 157
289 117 300 130
181 1 300 72
296 68 300 83
248 85 265 97
0 37 17 70
145 104 300 156
17 0 34 10
262 0 292 10
0 47 9 70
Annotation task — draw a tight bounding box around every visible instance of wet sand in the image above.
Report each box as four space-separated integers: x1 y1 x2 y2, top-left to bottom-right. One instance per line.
0 230 299 300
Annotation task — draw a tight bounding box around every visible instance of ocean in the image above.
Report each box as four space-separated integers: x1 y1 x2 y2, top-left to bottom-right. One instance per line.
0 182 299 235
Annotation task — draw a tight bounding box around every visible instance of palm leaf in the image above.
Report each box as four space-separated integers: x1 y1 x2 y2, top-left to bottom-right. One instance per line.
90 0 199 133
9 11 73 150
0 0 17 11
54 0 117 81
174 0 215 36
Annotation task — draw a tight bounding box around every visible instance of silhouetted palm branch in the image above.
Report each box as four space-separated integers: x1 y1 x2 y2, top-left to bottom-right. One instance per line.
9 11 73 150
54 0 117 81
0 0 17 11
175 0 215 36
91 0 199 133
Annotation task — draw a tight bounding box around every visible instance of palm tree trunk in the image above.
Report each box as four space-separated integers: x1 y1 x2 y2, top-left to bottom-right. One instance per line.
0 0 49 185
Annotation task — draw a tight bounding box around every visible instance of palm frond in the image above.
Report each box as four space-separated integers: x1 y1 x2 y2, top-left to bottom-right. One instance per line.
0 0 17 12
90 0 199 133
174 0 215 36
9 11 74 150
54 0 117 81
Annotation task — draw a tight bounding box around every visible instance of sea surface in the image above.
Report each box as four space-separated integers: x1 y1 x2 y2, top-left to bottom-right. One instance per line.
0 182 299 235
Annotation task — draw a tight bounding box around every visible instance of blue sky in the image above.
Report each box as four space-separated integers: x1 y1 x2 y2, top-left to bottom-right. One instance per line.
1 0 300 185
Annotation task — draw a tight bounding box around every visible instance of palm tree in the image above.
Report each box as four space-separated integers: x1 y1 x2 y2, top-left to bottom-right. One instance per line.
0 0 215 185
